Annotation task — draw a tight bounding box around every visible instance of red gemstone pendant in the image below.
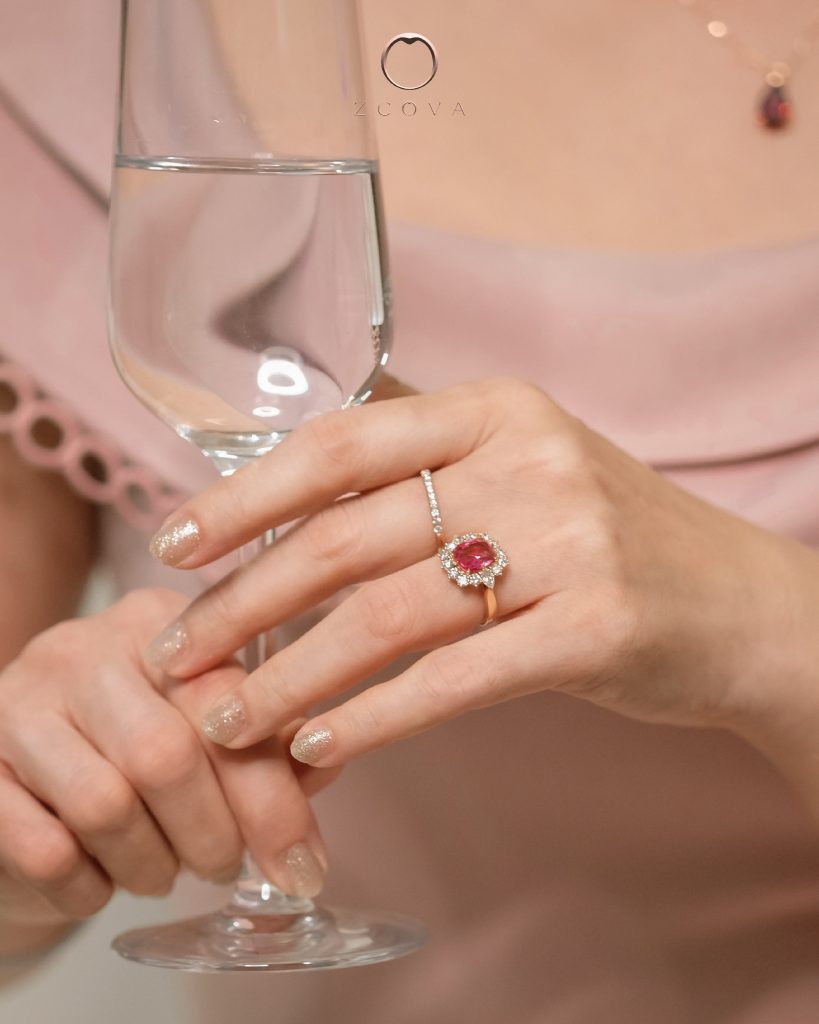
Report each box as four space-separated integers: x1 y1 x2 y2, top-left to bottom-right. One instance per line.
758 84 790 129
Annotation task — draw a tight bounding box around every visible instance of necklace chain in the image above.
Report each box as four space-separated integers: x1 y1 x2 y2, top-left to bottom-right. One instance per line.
678 0 819 85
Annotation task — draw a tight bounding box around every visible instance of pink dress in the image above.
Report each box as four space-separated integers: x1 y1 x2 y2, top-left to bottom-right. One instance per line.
3 4 819 1021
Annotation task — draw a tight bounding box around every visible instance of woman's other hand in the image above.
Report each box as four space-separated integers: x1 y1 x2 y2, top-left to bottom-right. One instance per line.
0 588 332 948
145 379 819 813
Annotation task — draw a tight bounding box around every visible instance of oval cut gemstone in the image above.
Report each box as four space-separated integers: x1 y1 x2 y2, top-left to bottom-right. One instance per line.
758 84 790 129
452 538 495 572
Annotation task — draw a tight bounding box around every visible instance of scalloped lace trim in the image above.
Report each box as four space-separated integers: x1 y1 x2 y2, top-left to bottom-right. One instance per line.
0 358 186 530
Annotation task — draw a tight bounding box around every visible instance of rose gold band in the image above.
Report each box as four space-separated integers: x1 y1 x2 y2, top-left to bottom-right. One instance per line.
482 588 498 626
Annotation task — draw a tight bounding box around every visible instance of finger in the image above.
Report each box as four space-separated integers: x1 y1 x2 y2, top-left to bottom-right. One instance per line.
204 739 328 897
0 768 112 919
287 613 548 767
196 550 537 750
71 676 244 884
148 473 440 678
7 718 178 897
291 763 343 798
147 449 522 680
157 666 329 898
148 384 489 568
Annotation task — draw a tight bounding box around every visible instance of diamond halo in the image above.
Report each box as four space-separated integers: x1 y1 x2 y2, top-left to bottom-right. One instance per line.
439 532 509 590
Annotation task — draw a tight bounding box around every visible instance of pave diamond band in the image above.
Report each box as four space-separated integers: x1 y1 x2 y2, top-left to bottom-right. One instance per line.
419 469 508 625
420 469 443 538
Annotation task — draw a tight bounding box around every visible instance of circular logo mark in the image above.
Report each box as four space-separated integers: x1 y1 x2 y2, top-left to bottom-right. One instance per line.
380 33 438 91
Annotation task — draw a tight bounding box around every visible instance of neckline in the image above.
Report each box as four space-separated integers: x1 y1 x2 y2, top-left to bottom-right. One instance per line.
388 217 819 264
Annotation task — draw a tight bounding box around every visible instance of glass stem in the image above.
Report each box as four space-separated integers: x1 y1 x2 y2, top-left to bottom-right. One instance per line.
236 529 282 904
239 529 276 675
209 455 310 915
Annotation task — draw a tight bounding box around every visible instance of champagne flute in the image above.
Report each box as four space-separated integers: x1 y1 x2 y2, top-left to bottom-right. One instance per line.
107 0 426 970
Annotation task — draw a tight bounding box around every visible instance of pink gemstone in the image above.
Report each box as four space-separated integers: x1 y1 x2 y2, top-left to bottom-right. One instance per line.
452 538 495 572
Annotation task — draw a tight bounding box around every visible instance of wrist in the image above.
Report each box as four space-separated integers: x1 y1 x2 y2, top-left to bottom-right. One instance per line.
725 532 819 813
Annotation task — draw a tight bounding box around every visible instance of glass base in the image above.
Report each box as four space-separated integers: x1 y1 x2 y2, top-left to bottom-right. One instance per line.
112 896 427 972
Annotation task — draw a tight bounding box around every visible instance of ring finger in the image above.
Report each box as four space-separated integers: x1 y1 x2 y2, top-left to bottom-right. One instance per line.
149 463 505 680
196 543 540 750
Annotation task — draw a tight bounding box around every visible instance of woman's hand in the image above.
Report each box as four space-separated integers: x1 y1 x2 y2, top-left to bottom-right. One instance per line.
0 588 331 947
144 379 819 806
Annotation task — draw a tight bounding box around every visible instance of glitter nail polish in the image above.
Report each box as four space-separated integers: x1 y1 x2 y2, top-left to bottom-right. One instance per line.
201 695 247 745
290 727 333 765
149 516 201 566
144 620 188 673
281 843 325 899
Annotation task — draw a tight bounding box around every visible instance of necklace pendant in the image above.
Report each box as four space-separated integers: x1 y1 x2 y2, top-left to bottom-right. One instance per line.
757 82 791 129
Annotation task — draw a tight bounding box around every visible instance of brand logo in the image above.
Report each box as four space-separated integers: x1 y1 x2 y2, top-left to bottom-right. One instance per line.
356 32 466 118
380 33 438 91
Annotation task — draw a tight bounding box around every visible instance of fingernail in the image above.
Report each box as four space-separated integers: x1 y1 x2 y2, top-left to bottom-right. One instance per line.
280 843 325 899
149 516 201 566
290 727 334 766
144 620 188 673
201 695 247 745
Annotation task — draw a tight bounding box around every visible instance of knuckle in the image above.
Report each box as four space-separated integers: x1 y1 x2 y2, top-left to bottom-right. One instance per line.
21 831 82 888
547 425 593 479
69 773 140 835
255 659 302 722
300 498 366 566
302 409 352 463
198 568 243 634
19 620 82 670
508 429 591 495
43 878 114 920
470 646 508 705
485 375 545 406
575 504 626 580
127 723 201 792
0 705 38 750
354 576 418 646
475 377 556 428
415 648 476 713
302 410 366 475
509 437 563 484
343 697 388 746
221 475 262 532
